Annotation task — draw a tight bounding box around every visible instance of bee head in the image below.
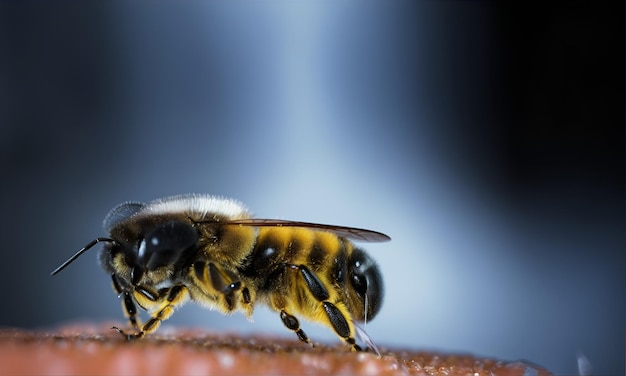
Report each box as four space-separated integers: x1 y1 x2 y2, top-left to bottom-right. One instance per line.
347 247 384 322
129 221 199 285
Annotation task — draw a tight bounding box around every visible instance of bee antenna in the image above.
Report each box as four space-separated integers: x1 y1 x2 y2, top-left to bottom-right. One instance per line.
364 294 368 325
51 237 117 276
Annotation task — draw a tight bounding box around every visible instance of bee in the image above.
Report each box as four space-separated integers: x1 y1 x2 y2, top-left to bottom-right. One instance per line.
51 194 389 354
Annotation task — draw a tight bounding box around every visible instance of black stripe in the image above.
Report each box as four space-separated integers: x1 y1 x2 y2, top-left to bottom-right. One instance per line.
307 241 326 268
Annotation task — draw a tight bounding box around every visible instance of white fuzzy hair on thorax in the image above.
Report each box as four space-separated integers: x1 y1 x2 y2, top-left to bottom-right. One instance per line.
144 194 251 220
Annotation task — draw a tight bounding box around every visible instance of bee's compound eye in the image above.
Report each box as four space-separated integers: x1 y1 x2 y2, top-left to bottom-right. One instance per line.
141 221 199 271
351 273 367 296
348 248 384 321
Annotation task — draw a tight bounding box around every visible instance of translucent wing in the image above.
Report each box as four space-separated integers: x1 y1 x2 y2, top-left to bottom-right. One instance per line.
103 201 146 231
225 218 390 243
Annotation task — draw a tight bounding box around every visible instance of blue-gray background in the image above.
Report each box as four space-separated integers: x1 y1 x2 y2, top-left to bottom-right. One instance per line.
1 2 623 375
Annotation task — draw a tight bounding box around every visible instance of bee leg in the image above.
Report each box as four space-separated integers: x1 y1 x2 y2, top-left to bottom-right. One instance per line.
111 274 140 329
279 310 312 346
208 262 242 311
322 301 362 352
113 284 189 340
269 292 312 346
197 261 254 317
296 265 362 352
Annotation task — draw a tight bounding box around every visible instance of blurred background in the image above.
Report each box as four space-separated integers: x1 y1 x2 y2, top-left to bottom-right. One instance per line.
1 1 623 375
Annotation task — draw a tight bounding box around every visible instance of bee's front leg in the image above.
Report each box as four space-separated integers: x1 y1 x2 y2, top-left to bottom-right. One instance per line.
111 274 140 329
112 284 189 340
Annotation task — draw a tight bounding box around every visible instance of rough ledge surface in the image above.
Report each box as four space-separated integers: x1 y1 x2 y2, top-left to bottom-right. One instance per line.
0 325 551 376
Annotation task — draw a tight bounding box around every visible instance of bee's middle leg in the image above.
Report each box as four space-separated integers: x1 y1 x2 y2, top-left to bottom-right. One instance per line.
193 260 253 317
279 309 312 346
269 291 312 347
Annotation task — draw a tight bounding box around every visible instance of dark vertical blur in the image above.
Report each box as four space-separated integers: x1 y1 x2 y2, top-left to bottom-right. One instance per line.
0 2 622 374
495 2 622 211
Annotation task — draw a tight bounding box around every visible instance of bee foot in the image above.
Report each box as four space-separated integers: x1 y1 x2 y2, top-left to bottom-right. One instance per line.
111 326 141 341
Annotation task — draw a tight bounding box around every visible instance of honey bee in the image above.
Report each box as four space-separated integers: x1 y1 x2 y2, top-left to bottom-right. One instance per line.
51 194 389 354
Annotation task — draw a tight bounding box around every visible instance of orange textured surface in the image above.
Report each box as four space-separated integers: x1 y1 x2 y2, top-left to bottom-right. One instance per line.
0 326 551 376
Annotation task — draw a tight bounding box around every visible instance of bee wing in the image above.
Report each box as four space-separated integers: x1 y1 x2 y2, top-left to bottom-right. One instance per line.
225 219 390 243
